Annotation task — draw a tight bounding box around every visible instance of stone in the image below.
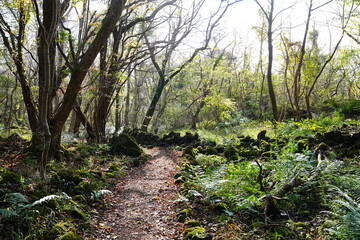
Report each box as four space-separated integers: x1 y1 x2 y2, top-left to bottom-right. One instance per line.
185 220 201 227
57 232 83 240
110 133 143 157
184 227 212 240
69 206 86 220
177 209 192 222
47 221 75 240
0 169 21 184
212 202 227 213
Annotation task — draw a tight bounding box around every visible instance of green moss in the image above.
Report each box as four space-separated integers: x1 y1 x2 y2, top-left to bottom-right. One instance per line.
110 133 143 157
224 145 239 160
185 220 201 227
177 209 192 222
203 146 218 155
73 181 97 195
175 176 186 184
0 169 21 184
212 202 228 213
69 206 86 220
50 170 82 192
183 146 196 159
184 227 212 240
183 182 199 190
73 195 87 204
217 215 232 223
48 221 75 240
57 232 83 240
47 198 60 210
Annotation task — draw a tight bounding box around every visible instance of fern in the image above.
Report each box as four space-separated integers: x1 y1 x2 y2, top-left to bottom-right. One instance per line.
325 188 360 240
3 193 29 205
0 209 18 218
29 194 60 208
90 189 112 200
1 192 72 219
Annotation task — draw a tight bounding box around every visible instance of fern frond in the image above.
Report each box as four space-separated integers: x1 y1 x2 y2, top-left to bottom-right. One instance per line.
29 195 60 208
4 193 28 204
0 208 18 218
90 189 112 199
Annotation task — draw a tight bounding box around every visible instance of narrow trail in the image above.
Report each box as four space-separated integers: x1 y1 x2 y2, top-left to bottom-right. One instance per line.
89 148 185 240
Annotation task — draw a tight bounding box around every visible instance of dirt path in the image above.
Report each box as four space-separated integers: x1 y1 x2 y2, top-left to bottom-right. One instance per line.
88 148 185 240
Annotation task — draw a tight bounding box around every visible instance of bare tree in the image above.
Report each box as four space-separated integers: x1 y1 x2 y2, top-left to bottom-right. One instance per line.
92 0 176 142
0 0 127 178
254 0 297 122
141 0 239 132
305 0 356 118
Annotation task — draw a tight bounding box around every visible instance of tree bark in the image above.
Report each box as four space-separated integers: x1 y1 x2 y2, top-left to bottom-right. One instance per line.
141 77 165 131
36 0 60 178
293 0 312 121
266 0 279 122
50 0 126 150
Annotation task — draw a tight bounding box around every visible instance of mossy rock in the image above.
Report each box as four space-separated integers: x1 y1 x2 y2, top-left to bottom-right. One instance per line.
46 198 60 210
184 154 195 161
0 169 21 184
183 132 199 144
108 164 119 172
261 151 277 159
73 180 97 196
177 208 192 222
175 176 186 184
183 182 199 190
174 172 182 179
185 220 201 227
183 146 196 159
88 170 104 180
48 221 75 240
110 133 143 157
238 149 259 158
212 202 227 213
184 227 212 240
57 232 83 240
73 195 87 204
129 155 148 167
203 146 218 155
50 170 82 191
224 145 239 160
6 133 24 143
69 206 86 220
215 145 224 153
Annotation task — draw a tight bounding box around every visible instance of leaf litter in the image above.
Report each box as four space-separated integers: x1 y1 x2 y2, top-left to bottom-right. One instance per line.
86 148 185 240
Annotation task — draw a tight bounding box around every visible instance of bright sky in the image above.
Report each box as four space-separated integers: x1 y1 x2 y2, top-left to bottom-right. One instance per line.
220 0 353 50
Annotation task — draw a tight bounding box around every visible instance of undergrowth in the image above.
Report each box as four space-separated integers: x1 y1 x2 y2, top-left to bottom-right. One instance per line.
177 116 360 239
0 139 137 240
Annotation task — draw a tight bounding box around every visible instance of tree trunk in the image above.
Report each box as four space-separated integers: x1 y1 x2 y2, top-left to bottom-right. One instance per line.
293 0 312 121
124 77 131 128
266 0 278 122
36 0 60 178
141 77 165 132
50 0 126 151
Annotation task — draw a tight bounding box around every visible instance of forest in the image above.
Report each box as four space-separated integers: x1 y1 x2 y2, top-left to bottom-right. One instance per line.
0 0 359 239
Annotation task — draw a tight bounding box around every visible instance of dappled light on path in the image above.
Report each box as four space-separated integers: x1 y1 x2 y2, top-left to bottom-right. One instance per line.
89 148 184 240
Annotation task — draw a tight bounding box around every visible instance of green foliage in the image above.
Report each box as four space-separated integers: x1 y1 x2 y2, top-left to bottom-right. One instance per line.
193 158 263 212
201 95 236 127
275 114 349 139
325 188 360 240
177 117 360 239
90 189 112 202
184 226 208 240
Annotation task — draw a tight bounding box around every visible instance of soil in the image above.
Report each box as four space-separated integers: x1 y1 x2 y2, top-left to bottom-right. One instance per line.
87 148 185 240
